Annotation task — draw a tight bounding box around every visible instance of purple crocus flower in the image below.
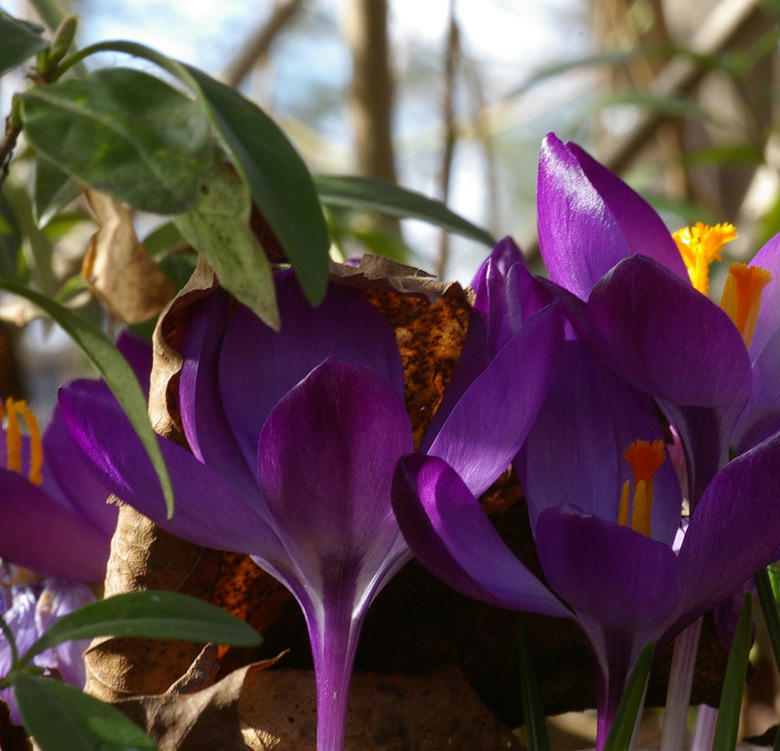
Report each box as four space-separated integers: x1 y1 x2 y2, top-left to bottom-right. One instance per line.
393 258 780 747
537 132 780 506
59 270 562 751
0 334 150 721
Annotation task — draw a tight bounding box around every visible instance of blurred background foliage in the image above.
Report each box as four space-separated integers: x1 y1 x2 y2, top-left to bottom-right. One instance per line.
1 1 780 745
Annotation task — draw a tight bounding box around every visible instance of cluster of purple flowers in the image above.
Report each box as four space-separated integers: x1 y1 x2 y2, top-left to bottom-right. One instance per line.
3 133 780 750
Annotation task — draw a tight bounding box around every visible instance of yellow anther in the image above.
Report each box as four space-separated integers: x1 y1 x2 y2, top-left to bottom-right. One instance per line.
3 398 43 485
619 439 666 538
673 222 737 295
618 481 630 528
719 263 773 348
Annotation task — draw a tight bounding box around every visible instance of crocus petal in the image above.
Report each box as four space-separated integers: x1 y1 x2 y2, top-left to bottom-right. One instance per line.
392 453 571 618
219 273 405 475
116 331 153 399
565 141 688 281
519 338 620 525
40 404 118 538
732 325 780 453
588 254 751 407
0 471 109 582
537 134 687 301
34 579 94 687
424 302 561 497
669 432 780 641
177 290 259 496
535 506 681 631
748 233 780 358
1 589 37 723
427 248 551 443
58 379 284 558
257 359 413 596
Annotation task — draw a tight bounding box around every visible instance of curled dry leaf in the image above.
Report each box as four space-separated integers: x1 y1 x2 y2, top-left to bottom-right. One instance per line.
114 654 285 751
239 666 522 751
84 261 225 702
82 188 174 324
84 503 224 701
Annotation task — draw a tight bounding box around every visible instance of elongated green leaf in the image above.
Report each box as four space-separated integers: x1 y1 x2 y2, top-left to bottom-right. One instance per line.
590 90 713 122
173 161 279 329
184 66 329 305
0 11 47 75
22 591 261 663
604 644 654 751
20 68 215 214
518 628 551 751
13 674 156 751
0 279 173 515
315 174 496 248
713 592 754 751
33 157 81 227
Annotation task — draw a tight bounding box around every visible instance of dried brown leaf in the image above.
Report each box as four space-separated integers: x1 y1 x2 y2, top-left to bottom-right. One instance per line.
82 189 174 324
360 284 471 447
113 656 283 751
83 505 224 701
239 667 522 751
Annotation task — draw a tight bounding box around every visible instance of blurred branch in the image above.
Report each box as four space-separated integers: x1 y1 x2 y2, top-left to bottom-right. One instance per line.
436 0 460 280
342 0 397 184
523 0 765 263
221 0 305 88
596 0 764 175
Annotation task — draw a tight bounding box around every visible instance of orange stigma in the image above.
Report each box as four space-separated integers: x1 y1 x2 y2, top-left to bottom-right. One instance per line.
618 439 666 538
719 263 773 348
673 222 737 295
2 398 43 485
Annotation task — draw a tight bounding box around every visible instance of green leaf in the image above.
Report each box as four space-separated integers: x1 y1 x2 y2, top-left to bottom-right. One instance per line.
184 65 330 305
604 644 654 751
20 68 215 214
13 674 156 751
0 279 174 515
49 41 330 304
713 592 754 750
173 161 279 329
22 591 261 664
517 628 551 751
315 174 496 248
33 157 81 227
0 11 47 76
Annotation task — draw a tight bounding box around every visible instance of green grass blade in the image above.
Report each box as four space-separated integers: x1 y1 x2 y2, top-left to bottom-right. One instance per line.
713 592 753 751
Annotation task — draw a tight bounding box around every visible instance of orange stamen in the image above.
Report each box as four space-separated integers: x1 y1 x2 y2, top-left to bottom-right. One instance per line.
620 439 666 538
6 398 22 474
673 222 737 295
3 398 43 485
719 263 773 348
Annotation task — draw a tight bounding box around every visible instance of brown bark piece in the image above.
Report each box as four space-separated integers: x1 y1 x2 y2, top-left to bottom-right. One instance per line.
82 189 174 324
239 667 522 751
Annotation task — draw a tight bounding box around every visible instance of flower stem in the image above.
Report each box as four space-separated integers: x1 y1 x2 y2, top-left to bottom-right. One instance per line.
659 617 703 751
304 584 363 751
691 704 717 749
